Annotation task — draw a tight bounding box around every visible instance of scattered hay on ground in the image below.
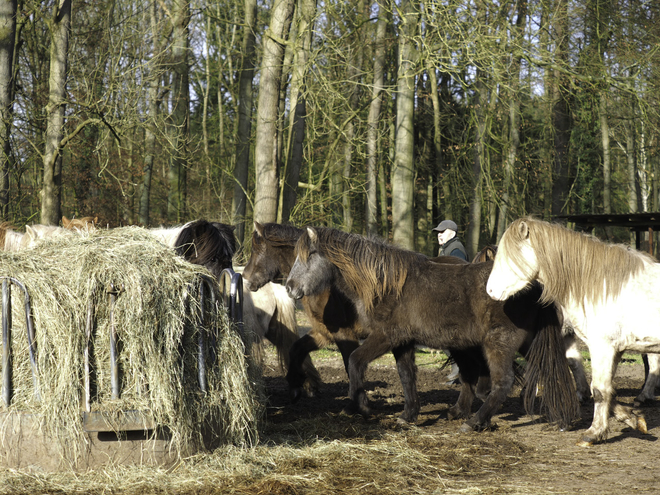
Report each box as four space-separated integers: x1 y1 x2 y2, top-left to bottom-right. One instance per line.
0 227 262 464
0 423 532 495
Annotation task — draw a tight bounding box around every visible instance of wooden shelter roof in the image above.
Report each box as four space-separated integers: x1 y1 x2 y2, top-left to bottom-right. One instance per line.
554 213 660 253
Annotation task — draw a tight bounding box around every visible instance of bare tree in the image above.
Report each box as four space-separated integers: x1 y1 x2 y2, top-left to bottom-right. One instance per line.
253 0 295 224
41 0 71 225
167 0 190 223
0 0 17 219
365 2 387 236
391 0 418 250
280 0 316 224
232 0 257 243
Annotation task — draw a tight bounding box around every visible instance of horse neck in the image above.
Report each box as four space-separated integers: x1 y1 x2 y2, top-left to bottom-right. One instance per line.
4 231 23 251
149 226 182 247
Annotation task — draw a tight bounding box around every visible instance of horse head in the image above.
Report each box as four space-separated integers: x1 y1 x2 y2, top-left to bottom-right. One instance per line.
244 222 304 292
286 226 335 300
486 218 539 301
175 220 236 281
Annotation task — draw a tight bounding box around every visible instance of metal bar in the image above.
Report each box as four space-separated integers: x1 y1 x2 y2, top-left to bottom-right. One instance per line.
84 292 95 411
3 277 39 401
197 280 207 393
230 272 244 338
207 280 218 364
2 280 11 407
108 285 120 400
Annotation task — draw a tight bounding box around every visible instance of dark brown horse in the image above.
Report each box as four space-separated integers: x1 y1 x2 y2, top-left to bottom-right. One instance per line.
285 227 580 432
242 222 499 400
243 222 367 399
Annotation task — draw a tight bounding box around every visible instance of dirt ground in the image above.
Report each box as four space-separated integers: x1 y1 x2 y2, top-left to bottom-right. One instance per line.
261 333 660 495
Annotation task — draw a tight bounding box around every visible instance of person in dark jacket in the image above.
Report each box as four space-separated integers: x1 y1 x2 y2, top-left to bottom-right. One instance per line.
432 219 468 260
431 219 467 384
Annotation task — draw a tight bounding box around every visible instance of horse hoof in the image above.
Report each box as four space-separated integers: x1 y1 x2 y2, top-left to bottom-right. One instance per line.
459 422 473 433
576 439 593 448
637 416 648 434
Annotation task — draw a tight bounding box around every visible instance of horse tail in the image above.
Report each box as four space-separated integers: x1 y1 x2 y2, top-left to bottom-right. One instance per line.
268 285 322 389
523 302 580 429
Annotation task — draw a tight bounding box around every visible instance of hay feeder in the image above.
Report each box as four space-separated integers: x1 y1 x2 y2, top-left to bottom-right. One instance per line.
0 229 260 472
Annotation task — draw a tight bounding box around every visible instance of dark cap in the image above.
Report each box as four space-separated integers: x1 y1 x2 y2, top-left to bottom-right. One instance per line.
432 220 458 233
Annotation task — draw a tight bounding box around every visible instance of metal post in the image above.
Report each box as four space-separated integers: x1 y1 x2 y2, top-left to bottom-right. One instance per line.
108 284 120 400
84 293 95 411
2 280 11 406
197 280 207 393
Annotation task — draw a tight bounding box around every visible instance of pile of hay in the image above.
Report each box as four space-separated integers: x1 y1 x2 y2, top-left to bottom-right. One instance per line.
0 227 262 462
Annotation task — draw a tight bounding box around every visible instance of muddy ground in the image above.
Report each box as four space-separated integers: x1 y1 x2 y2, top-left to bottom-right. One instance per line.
261 336 660 495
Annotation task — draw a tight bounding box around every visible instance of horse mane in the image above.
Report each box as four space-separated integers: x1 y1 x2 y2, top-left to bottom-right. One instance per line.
472 245 497 263
299 227 426 313
501 217 653 307
175 220 236 266
260 223 304 247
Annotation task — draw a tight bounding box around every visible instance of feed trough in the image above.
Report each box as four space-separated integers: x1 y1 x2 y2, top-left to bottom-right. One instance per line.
0 228 261 471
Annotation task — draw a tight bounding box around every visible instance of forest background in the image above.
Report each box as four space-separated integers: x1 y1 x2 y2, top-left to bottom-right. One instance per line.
0 0 658 260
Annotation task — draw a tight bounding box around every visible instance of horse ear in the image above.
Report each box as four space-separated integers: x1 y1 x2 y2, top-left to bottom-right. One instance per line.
25 225 36 239
62 216 70 227
306 227 318 244
254 221 264 237
518 220 530 239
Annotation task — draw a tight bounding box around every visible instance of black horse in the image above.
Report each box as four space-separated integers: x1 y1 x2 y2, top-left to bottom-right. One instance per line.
151 219 237 281
285 226 580 432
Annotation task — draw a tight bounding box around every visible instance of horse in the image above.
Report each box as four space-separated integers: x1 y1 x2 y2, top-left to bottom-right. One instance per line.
285 226 580 432
149 220 237 280
62 215 97 231
0 223 25 251
242 222 364 400
239 276 320 385
486 217 654 446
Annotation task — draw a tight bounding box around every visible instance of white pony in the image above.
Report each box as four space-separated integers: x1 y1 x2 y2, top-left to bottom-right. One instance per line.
486 217 658 446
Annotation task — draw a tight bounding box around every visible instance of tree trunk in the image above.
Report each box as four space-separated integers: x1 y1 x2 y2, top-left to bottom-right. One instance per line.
497 0 527 241
551 0 572 217
365 3 387 236
0 0 17 220
626 99 637 213
600 93 611 214
167 0 190 223
391 0 417 250
253 0 295 224
280 0 316 224
41 0 71 226
232 0 257 244
139 1 163 226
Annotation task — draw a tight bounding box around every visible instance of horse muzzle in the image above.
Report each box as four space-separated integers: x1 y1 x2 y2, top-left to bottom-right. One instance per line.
285 282 304 300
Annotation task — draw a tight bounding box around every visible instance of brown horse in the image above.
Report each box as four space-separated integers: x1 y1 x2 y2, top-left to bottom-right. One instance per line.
243 222 501 400
243 222 366 399
285 226 580 432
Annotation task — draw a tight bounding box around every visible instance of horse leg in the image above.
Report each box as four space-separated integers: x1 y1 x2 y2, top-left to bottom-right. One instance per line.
335 338 361 375
564 332 591 403
580 345 645 446
286 332 330 402
461 347 515 432
345 331 392 418
447 349 480 421
392 342 419 424
635 353 660 406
